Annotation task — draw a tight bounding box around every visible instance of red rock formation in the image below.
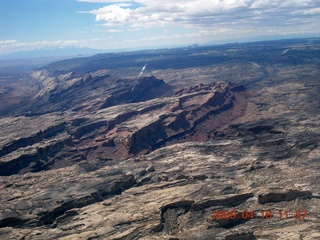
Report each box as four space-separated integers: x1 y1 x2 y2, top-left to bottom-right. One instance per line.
73 81 247 162
0 73 247 174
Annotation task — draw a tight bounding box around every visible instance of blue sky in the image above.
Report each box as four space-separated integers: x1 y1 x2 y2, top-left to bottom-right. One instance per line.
1 0 320 54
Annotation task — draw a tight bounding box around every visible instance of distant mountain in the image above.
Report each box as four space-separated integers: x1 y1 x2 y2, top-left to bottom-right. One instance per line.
0 47 104 60
204 37 320 48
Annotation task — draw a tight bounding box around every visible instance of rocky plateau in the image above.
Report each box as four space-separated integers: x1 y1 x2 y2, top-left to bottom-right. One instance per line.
0 38 320 239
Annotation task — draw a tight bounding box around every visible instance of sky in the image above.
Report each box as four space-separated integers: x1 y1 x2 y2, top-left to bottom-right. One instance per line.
0 0 320 54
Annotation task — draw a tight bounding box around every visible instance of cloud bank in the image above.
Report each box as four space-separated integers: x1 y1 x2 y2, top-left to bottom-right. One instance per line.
83 0 320 41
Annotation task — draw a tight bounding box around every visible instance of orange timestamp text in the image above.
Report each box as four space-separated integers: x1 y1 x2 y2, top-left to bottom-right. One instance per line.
212 209 307 220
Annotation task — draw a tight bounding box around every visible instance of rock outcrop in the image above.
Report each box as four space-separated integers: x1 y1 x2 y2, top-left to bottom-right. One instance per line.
0 78 247 174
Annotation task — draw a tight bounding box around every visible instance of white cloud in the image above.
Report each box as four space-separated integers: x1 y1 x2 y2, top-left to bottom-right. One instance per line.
107 29 124 32
87 0 320 31
93 5 133 23
0 40 18 45
294 7 320 15
76 0 320 49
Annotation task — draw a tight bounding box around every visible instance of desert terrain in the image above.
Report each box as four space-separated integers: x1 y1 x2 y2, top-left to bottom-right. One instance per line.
0 38 320 239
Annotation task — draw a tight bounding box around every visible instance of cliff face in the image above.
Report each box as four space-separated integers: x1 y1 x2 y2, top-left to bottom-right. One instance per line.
18 70 173 115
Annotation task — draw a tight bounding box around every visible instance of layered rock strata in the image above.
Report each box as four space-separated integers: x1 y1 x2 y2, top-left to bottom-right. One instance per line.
0 80 246 175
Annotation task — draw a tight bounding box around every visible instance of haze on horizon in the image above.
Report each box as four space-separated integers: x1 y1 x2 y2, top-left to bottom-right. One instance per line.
1 0 320 54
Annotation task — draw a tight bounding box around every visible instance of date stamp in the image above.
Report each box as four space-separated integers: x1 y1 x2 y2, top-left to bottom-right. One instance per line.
212 209 307 220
